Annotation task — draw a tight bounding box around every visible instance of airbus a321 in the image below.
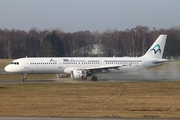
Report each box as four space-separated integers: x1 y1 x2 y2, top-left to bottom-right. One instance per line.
4 34 169 82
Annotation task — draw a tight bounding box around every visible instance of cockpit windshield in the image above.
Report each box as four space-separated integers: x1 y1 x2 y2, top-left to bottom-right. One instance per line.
11 62 19 65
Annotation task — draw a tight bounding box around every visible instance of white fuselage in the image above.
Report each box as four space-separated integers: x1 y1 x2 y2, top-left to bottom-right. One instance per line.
4 57 159 74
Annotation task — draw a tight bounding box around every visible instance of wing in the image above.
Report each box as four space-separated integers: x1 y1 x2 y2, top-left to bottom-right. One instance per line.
86 64 127 71
64 64 128 74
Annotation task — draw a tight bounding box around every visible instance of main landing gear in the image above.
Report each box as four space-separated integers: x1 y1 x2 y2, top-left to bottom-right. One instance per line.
23 74 27 82
91 76 98 81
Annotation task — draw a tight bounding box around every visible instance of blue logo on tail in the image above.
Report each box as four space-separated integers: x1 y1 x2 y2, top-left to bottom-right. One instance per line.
148 44 161 54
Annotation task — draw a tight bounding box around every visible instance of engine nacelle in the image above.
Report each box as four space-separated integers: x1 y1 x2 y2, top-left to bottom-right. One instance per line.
71 69 87 80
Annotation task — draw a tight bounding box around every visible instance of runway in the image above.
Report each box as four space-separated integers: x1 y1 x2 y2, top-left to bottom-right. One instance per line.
0 69 5 74
1 69 180 83
0 117 179 120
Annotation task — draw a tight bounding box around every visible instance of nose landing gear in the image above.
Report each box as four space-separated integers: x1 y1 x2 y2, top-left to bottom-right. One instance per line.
23 74 27 82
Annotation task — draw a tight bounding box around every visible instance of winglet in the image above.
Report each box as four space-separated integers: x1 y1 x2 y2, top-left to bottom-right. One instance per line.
142 35 167 58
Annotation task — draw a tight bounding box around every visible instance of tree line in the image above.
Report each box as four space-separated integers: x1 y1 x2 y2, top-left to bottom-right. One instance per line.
0 26 180 59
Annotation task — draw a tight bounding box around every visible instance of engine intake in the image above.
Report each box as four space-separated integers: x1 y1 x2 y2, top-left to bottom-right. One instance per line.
71 69 87 80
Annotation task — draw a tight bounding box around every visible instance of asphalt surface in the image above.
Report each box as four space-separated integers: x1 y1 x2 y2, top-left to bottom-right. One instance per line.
1 69 180 83
0 69 5 74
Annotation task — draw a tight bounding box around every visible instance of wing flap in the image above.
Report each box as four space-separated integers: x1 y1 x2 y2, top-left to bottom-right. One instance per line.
86 64 127 71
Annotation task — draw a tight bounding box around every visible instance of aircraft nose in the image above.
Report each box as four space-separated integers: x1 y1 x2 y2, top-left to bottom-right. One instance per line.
4 65 10 72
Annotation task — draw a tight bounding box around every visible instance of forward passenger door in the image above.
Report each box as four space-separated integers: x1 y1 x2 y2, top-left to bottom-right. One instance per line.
58 59 63 68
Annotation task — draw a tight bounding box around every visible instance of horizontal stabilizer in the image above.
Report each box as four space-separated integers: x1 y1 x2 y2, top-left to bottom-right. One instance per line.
152 59 169 64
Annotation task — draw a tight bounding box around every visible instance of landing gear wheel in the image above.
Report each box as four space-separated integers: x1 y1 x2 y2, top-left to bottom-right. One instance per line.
23 78 27 82
91 76 98 81
23 74 27 82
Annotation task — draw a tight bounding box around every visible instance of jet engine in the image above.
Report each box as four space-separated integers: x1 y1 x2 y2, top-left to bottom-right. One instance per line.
71 69 87 80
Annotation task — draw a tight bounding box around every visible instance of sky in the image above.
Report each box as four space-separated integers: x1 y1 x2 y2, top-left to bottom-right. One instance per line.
0 0 180 32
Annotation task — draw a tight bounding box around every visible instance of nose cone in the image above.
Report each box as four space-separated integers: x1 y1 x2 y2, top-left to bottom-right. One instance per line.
4 65 10 72
4 65 8 72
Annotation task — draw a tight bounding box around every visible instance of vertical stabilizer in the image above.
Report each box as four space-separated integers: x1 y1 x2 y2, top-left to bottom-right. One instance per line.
142 35 167 58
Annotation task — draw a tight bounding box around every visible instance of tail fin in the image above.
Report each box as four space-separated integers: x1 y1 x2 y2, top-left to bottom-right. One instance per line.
142 34 167 58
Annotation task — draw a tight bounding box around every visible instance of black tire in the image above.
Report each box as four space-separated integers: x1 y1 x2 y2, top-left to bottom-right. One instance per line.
91 76 98 81
23 78 27 82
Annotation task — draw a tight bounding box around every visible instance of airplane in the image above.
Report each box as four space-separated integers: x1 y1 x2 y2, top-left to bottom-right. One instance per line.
4 34 169 82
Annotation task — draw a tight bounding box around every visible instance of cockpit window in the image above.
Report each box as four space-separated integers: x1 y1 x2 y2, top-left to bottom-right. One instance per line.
11 62 19 65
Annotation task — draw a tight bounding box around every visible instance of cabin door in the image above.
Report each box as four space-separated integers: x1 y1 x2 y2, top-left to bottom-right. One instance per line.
24 59 29 69
100 59 104 65
58 59 63 68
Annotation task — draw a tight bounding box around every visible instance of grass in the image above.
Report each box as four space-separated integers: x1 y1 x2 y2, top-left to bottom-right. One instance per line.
0 82 180 118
